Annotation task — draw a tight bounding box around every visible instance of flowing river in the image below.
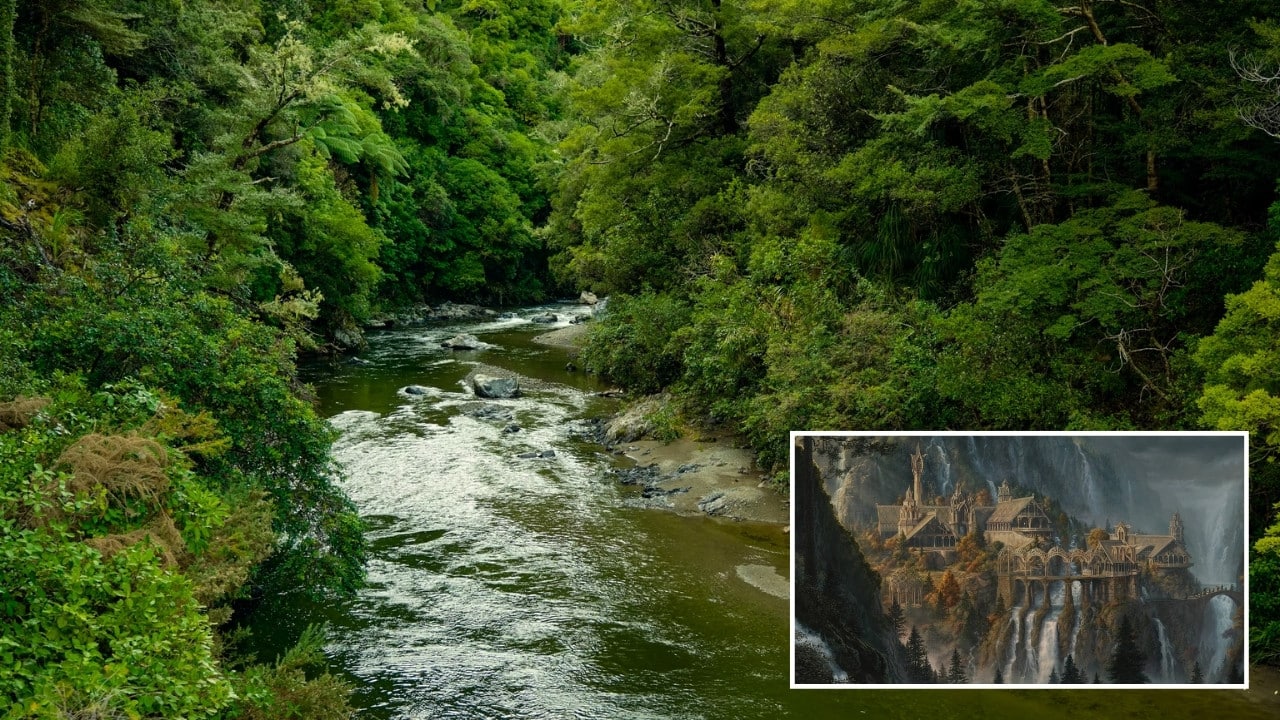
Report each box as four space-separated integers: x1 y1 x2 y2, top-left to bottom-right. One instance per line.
240 305 1280 719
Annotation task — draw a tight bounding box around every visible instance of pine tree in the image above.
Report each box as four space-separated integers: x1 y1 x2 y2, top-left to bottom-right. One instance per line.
906 626 931 682
994 667 1004 684
1107 614 1150 683
1049 668 1060 684
1061 653 1084 683
1094 672 1102 684
948 648 966 683
888 598 906 639
1191 660 1203 683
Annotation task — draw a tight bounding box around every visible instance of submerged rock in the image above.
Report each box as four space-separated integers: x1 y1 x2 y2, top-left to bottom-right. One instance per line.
540 449 556 459
529 312 558 323
503 424 521 434
472 374 520 399
346 356 373 366
402 385 431 395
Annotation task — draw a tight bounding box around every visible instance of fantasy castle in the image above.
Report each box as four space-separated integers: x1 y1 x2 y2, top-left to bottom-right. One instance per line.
876 445 1192 607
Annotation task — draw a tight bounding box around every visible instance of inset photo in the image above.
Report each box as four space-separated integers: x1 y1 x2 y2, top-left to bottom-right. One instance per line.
791 432 1247 689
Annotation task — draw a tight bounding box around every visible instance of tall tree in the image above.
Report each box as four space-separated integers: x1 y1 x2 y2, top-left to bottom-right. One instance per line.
1062 653 1084 684
948 648 966 684
1107 614 1150 684
888 597 906 639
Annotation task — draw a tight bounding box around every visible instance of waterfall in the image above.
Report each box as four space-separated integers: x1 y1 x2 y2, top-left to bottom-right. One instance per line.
1200 595 1236 681
968 437 998 500
1004 608 1022 683
1073 441 1103 523
795 622 849 683
928 439 953 495
1154 618 1175 682
1023 604 1041 683
1035 582 1066 683
1067 581 1083 659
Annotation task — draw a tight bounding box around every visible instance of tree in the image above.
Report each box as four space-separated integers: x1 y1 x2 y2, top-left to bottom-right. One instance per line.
905 626 931 683
1062 654 1084 684
935 569 962 610
948 648 967 684
1107 614 1150 684
1094 672 1101 684
994 667 1004 684
1191 660 1204 683
888 597 906 639
1049 668 1059 684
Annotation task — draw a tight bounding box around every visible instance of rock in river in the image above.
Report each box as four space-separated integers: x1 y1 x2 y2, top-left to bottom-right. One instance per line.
402 385 431 396
472 374 520 398
441 333 490 350
529 312 558 323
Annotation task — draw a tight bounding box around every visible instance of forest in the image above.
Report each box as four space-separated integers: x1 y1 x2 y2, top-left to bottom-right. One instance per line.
1 0 1280 715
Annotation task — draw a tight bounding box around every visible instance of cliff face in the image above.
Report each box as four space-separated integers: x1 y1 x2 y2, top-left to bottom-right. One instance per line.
794 438 905 683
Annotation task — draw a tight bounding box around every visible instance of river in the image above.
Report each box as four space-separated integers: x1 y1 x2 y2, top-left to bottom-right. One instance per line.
240 304 1280 719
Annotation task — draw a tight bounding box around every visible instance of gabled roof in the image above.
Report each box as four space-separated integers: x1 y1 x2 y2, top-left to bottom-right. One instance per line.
1132 534 1179 557
903 512 953 542
986 496 1036 525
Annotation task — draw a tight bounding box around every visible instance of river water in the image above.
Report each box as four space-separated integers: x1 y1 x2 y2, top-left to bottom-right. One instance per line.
241 305 1280 719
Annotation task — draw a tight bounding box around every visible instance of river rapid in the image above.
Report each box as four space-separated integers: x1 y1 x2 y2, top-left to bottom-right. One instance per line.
240 304 1280 719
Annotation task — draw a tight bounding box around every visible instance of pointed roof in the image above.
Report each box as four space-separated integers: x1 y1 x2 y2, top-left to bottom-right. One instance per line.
902 512 952 542
1132 534 1179 558
986 496 1037 525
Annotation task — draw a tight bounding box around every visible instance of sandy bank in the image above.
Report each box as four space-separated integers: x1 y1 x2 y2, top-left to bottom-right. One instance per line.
618 436 789 525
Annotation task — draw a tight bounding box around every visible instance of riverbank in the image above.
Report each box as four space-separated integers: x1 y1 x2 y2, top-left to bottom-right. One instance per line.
531 321 790 526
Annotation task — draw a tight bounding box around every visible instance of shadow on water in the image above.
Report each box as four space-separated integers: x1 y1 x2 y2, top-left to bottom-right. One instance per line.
236 305 1280 719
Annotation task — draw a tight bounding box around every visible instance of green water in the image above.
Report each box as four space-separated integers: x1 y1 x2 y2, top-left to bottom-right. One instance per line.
242 305 1280 719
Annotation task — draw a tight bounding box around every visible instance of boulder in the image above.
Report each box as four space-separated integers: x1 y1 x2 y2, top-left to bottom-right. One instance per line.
603 394 667 443
332 325 365 350
539 449 556 459
529 312 558 323
472 374 520 399
579 291 598 305
402 385 431 395
441 333 489 350
503 424 521 434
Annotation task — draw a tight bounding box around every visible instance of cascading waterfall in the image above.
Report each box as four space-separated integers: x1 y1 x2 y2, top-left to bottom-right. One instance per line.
1201 595 1236 680
1154 618 1175 682
928 439 953 496
1073 441 1103 523
1004 608 1022 683
1068 581 1083 659
795 623 849 683
1034 582 1066 683
967 437 999 500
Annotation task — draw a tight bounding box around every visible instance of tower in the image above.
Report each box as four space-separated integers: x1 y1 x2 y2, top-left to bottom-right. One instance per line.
997 478 1012 503
911 444 925 507
1170 511 1184 544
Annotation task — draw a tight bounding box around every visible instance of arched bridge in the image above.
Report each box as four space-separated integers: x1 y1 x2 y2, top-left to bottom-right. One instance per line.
1186 584 1241 604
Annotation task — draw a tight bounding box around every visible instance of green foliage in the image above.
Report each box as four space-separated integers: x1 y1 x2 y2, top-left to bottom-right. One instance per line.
233 625 354 720
1254 506 1280 665
581 292 691 394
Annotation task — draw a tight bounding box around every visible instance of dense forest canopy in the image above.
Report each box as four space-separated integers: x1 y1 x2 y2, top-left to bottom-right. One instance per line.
1 0 1280 715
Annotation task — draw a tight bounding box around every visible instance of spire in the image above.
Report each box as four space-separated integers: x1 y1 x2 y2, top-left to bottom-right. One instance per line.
911 444 925 508
1170 511 1184 543
997 478 1012 503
